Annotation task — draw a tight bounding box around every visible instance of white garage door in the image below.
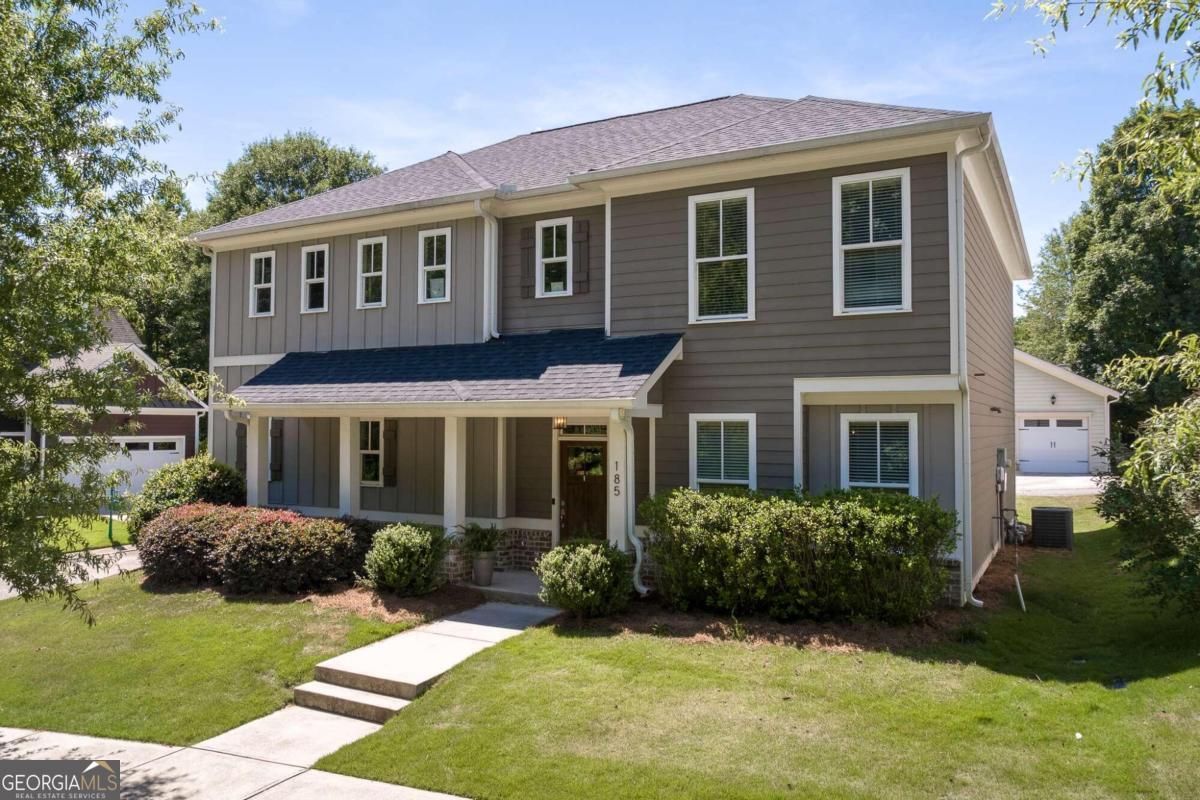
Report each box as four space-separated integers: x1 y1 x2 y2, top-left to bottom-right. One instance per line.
67 437 186 496
1018 417 1089 474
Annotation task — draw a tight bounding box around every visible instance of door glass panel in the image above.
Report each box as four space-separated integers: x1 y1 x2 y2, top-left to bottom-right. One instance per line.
1023 419 1050 427
1055 419 1084 427
567 446 604 478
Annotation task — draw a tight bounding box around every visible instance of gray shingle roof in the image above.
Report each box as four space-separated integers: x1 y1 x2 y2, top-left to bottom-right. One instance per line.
232 328 681 406
103 311 143 346
195 94 981 239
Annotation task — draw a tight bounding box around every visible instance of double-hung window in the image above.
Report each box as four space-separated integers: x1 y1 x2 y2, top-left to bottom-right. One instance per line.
359 419 383 487
840 412 918 496
535 218 572 297
833 167 911 315
357 236 387 309
689 413 756 489
300 244 328 313
248 251 275 317
689 188 754 323
418 228 451 304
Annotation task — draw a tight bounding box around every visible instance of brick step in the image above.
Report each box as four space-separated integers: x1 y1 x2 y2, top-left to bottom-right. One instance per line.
293 681 409 724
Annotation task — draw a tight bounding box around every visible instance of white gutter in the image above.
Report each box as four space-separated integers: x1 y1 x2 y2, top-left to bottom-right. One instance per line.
617 412 648 596
955 125 992 609
205 246 216 453
474 199 502 339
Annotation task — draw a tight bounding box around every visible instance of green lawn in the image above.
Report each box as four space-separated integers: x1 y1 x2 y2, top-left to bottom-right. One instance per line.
318 496 1200 800
66 517 130 550
0 577 410 744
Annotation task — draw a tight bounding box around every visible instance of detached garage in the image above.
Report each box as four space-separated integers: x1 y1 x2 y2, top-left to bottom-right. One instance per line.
1014 349 1120 475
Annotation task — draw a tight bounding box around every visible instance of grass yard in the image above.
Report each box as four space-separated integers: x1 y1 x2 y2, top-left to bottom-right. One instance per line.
66 516 130 550
318 496 1200 799
0 577 411 744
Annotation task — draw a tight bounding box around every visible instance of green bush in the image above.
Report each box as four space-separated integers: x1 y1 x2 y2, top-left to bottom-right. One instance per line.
339 515 387 574
138 503 238 585
128 455 244 538
456 522 503 554
215 509 356 594
534 541 633 617
360 523 448 595
640 488 958 624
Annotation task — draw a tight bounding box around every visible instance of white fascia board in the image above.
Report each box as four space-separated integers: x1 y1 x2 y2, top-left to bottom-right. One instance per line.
211 353 287 368
211 398 636 419
793 374 961 394
960 123 1032 281
1014 349 1121 399
634 339 683 406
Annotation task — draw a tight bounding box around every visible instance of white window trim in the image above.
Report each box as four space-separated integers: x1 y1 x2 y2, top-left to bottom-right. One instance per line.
687 187 755 324
299 244 329 314
688 412 757 489
359 418 383 488
839 411 919 496
417 227 452 304
248 250 276 318
356 236 388 310
535 217 573 298
832 167 912 316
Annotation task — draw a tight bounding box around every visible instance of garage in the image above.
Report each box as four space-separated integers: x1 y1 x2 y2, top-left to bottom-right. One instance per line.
1017 416 1090 474
67 435 187 495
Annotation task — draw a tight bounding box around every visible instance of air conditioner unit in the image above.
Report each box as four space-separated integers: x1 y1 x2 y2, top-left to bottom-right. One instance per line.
1032 507 1074 549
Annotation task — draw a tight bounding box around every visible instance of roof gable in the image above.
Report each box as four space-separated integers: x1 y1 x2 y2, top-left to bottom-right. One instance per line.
1014 349 1120 399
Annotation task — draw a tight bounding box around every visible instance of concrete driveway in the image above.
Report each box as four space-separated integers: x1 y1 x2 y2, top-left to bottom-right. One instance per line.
0 545 140 601
1016 473 1103 496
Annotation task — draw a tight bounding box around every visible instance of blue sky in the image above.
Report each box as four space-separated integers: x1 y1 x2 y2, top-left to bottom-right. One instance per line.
140 0 1169 306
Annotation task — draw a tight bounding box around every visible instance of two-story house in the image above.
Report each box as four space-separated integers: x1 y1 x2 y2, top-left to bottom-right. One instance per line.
193 94 1029 604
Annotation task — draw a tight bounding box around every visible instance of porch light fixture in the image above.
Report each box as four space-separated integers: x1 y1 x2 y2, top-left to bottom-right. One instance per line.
552 416 567 431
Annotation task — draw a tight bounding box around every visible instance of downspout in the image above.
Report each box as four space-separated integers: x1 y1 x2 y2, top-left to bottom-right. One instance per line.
204 246 217 451
618 412 648 596
956 126 992 608
474 200 501 340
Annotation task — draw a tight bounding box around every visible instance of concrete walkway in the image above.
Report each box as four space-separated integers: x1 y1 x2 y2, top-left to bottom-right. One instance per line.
0 545 140 601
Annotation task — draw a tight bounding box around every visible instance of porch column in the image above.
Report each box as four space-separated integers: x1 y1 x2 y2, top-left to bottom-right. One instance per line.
338 416 360 517
443 416 467 530
494 417 507 519
245 416 269 507
606 410 630 549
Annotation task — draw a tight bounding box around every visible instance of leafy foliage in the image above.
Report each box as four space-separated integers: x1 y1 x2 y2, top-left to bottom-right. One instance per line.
138 503 240 585
360 524 448 595
127 454 245 538
534 541 633 618
215 510 356 594
456 522 503 554
640 489 958 624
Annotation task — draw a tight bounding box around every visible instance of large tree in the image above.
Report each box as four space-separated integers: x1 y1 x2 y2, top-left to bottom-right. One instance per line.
0 0 213 618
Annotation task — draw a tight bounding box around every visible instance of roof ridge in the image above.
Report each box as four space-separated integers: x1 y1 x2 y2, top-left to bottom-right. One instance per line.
591 95 813 172
443 151 494 191
802 95 978 117
520 94 740 136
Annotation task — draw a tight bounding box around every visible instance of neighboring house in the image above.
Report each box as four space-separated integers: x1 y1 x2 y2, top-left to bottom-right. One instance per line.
0 313 207 495
193 94 1031 604
1014 348 1120 475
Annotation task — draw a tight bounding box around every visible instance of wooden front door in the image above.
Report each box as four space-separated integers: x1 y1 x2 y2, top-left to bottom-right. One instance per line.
559 441 606 540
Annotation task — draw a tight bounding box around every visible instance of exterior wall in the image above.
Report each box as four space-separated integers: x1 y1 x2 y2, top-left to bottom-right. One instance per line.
211 216 486 359
510 417 552 519
499 205 606 333
361 418 444 516
211 364 270 467
964 179 1015 585
1014 360 1110 473
803 403 956 511
266 417 339 509
612 154 951 493
93 413 198 458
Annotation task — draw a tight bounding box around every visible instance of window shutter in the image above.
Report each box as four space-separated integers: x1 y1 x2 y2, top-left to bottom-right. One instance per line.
383 419 398 487
520 226 535 299
269 419 284 482
235 424 246 473
572 218 590 294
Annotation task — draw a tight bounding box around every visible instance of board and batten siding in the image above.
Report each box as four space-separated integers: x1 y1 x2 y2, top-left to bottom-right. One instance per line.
499 205 606 333
211 216 486 360
964 178 1015 584
610 154 952 492
1014 360 1110 473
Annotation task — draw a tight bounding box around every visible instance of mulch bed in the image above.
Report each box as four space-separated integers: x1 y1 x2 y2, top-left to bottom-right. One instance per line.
305 583 485 624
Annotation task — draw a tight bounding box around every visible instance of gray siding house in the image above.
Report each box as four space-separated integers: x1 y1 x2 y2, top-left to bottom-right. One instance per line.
193 94 1030 603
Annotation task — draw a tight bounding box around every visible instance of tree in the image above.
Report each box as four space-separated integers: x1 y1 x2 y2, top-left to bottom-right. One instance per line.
0 0 213 618
1013 220 1079 364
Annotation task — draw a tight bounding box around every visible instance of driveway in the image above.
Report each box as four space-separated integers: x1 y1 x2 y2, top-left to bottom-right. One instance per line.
1017 473 1103 496
0 545 140 601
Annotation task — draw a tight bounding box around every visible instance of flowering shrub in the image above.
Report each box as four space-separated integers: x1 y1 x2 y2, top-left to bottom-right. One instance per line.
128 455 244 539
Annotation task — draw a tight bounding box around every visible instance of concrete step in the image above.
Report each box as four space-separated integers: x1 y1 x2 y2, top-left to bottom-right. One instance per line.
293 681 409 724
314 630 492 700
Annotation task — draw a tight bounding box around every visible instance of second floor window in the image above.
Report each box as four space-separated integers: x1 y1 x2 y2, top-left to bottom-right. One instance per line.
359 419 382 487
535 218 572 297
300 244 328 313
419 228 451 304
833 168 911 315
357 236 387 309
249 251 275 317
689 188 754 323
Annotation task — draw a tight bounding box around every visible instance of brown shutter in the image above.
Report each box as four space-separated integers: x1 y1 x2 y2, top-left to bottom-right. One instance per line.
383 418 398 487
572 218 590 294
520 226 535 298
235 424 246 473
269 418 284 482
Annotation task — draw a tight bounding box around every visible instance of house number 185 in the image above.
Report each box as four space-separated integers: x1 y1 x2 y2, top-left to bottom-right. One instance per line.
612 461 621 497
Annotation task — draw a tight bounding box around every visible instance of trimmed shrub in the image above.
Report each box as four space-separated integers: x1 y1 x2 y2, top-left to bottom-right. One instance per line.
215 509 356 594
640 488 957 624
534 541 633 617
339 515 387 575
128 455 245 538
360 524 448 595
138 503 238 585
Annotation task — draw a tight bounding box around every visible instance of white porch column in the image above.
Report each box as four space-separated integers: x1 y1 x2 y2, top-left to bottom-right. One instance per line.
245 416 269 507
606 410 629 548
443 416 468 530
338 416 360 517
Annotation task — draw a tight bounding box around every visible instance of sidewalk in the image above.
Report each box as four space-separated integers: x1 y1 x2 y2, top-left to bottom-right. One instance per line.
0 545 141 601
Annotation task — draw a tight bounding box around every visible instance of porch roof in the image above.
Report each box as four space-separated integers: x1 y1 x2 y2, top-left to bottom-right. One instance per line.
230 328 681 409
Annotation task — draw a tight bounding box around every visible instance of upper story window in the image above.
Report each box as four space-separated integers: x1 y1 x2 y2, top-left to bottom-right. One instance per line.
689 413 756 490
535 217 572 298
248 250 275 317
840 412 918 496
356 236 387 309
359 419 382 487
688 188 754 323
300 244 328 313
833 167 911 315
418 228 451 304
